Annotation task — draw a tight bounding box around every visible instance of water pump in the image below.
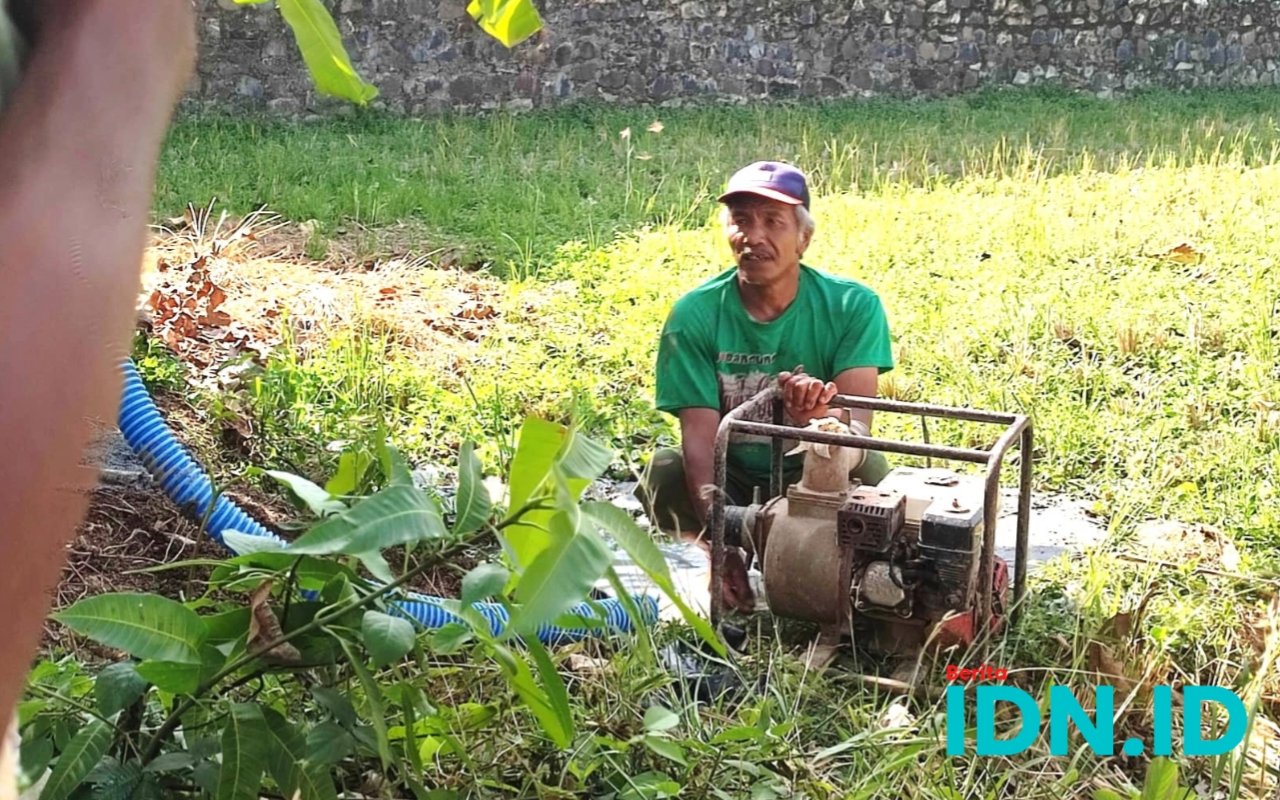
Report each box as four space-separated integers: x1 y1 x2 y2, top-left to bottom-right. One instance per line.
708 386 1033 680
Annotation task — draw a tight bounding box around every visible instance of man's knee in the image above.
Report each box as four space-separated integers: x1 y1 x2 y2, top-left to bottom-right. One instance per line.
635 448 700 535
854 449 893 487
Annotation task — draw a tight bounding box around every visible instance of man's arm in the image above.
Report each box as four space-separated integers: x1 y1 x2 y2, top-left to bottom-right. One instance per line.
0 0 194 720
678 407 721 531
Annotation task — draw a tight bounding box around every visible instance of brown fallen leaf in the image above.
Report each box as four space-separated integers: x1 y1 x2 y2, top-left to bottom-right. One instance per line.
1111 612 1132 639
1087 640 1136 695
452 300 496 320
248 580 304 665
566 653 609 674
1152 242 1202 264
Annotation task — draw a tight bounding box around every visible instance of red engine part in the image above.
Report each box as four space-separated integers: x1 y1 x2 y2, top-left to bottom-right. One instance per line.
931 557 1010 650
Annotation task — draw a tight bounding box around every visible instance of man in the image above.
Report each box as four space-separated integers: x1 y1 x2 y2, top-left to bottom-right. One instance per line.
637 161 895 613
0 2 195 794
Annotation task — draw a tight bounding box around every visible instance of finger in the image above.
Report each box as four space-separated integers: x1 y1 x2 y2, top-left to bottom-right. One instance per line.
777 371 793 387
804 380 823 409
821 382 838 405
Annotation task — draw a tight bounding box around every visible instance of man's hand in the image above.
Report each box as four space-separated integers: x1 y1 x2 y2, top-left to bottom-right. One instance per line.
778 365 838 426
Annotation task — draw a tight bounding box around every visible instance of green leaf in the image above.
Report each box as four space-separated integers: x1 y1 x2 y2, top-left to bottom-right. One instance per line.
192 763 220 796
306 723 354 766
311 687 358 729
87 760 141 800
142 753 195 774
276 0 378 104
461 563 509 605
525 637 574 746
135 645 225 695
711 726 765 744
402 692 423 775
558 429 613 487
508 418 564 517
129 774 165 800
210 554 361 595
326 450 373 498
452 441 493 536
490 644 571 748
429 624 473 655
215 704 268 800
503 417 567 568
221 530 285 556
507 512 612 637
19 737 54 787
337 639 392 771
263 469 346 517
262 708 338 800
38 719 112 800
355 550 395 584
361 611 416 667
17 700 47 726
619 771 682 800
203 609 252 646
644 736 689 767
288 485 445 555
94 663 149 717
1140 758 1179 800
584 502 725 657
466 0 543 48
376 439 415 487
53 594 207 665
643 706 680 733
1093 792 1127 800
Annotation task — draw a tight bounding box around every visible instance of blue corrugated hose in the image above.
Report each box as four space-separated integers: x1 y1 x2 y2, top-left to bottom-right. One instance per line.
117 358 658 644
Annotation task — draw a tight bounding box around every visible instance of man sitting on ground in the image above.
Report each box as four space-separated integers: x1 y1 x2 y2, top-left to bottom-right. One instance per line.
636 161 896 613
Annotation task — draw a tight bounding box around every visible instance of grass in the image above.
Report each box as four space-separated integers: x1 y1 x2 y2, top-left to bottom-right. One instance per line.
132 87 1280 797
157 87 1280 274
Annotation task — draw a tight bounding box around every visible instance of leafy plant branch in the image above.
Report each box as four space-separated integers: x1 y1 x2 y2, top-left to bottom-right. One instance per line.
140 497 551 764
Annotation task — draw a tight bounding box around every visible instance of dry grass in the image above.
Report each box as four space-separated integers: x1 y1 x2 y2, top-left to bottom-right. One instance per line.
141 210 506 377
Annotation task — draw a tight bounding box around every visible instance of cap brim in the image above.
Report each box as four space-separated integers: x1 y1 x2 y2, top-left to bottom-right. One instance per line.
717 187 805 206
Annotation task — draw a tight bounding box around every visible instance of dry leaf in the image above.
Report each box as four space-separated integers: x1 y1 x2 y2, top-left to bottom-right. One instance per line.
878 700 915 730
1087 641 1136 695
566 653 608 674
247 580 304 665
1111 612 1132 639
1220 540 1241 572
1153 242 1202 264
452 300 496 320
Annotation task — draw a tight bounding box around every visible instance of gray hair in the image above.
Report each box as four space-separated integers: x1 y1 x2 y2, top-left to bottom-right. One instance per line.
719 204 817 243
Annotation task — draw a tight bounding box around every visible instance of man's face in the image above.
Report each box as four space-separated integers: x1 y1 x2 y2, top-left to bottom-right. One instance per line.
724 195 809 287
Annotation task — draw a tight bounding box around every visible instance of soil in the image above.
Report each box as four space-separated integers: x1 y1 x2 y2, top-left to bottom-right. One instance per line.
48 378 486 658
44 484 224 659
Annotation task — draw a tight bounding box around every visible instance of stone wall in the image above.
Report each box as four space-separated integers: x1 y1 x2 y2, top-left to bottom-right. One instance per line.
192 0 1280 115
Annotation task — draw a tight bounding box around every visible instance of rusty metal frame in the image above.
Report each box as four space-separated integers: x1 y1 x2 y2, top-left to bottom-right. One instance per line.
708 385 1033 645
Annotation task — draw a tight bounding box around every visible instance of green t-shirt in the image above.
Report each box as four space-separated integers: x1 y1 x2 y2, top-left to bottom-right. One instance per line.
654 265 894 483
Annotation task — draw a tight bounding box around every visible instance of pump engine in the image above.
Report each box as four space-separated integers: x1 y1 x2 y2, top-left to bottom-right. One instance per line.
709 387 1031 666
